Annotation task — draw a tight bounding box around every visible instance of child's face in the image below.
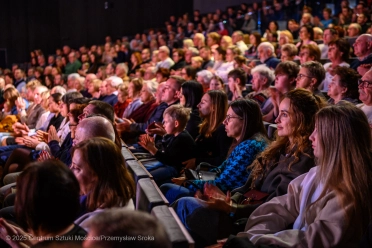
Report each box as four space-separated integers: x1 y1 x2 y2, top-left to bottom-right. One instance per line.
163 114 177 135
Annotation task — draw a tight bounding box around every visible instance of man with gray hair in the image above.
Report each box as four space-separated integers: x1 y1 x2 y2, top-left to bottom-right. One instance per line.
257 42 280 69
351 34 372 71
196 70 213 92
246 64 275 115
97 76 122 106
156 46 175 70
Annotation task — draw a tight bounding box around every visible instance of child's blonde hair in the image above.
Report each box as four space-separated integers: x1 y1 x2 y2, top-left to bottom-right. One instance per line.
163 104 191 131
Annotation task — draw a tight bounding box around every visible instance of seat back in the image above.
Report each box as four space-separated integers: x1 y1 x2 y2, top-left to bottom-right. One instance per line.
152 205 195 248
136 178 169 212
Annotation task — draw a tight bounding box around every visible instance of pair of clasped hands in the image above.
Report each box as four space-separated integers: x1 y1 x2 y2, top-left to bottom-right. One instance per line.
12 122 59 149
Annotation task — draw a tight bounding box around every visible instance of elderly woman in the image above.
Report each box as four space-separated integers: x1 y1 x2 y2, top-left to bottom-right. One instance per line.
327 67 359 104
196 70 214 92
320 38 351 91
127 80 159 123
121 78 143 119
299 44 321 65
246 65 275 116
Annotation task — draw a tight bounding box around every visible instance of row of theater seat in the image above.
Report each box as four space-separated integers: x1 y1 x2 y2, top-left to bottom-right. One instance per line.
122 122 278 247
122 143 195 248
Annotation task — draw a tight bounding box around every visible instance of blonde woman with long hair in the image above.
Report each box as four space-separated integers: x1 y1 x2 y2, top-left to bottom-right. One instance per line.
233 102 372 247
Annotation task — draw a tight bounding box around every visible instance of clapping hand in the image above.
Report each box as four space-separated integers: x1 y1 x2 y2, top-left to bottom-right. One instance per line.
138 134 157 155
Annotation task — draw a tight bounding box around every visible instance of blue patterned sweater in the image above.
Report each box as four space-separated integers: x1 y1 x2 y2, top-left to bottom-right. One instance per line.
187 138 268 193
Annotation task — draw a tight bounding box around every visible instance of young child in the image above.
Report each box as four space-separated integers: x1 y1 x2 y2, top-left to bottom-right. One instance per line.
138 104 196 185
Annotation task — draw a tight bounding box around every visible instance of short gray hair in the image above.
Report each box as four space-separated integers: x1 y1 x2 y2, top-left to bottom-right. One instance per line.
258 42 275 55
197 70 214 84
108 76 123 89
144 80 158 97
251 64 275 86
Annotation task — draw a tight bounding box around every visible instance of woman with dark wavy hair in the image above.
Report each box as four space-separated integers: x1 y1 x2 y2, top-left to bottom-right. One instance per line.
173 89 325 247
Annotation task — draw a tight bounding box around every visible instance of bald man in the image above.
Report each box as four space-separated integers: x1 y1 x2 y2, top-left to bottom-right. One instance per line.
73 116 115 147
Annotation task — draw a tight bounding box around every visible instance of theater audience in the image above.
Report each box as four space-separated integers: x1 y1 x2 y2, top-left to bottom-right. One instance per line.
161 99 268 203
173 89 324 247
257 42 280 69
228 103 372 247
138 105 196 185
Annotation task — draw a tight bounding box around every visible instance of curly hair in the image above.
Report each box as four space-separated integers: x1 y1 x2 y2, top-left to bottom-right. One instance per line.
248 89 326 188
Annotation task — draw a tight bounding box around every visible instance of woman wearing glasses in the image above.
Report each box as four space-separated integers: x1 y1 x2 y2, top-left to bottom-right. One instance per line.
172 89 325 247
327 67 359 105
160 99 269 203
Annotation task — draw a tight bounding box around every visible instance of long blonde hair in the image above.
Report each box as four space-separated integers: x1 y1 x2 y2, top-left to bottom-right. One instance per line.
309 102 372 236
249 89 325 187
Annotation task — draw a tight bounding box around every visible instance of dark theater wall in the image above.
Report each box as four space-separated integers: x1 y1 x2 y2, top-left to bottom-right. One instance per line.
0 0 193 67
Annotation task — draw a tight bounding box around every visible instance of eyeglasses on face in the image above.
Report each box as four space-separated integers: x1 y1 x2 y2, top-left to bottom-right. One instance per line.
358 79 372 88
296 74 313 80
224 114 243 123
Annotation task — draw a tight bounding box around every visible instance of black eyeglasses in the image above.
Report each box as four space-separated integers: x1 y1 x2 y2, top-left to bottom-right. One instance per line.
296 74 313 80
224 114 243 123
358 79 372 88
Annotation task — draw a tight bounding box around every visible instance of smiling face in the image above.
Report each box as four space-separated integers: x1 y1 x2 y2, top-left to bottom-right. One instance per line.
275 98 294 139
71 149 97 195
223 107 243 140
197 93 213 118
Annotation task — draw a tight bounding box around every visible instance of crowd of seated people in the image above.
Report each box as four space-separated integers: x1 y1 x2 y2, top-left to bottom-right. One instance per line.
0 1 371 247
